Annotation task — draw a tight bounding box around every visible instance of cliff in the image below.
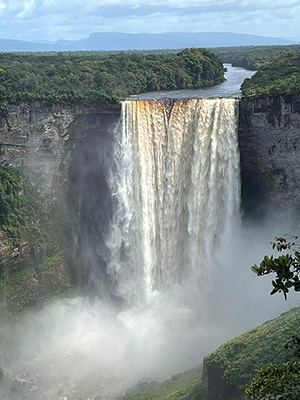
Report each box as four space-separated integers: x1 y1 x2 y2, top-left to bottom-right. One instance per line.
238 94 300 216
0 101 120 314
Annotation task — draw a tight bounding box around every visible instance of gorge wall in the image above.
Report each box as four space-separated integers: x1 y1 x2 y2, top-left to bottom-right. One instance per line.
1 94 300 314
0 102 120 313
238 94 300 217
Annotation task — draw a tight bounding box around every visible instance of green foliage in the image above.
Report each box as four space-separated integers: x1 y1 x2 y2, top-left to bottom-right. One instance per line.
0 250 72 313
241 52 300 97
213 45 300 71
0 166 71 250
245 362 300 400
0 166 45 246
0 167 72 313
0 48 225 105
123 367 207 400
284 335 300 359
204 307 300 392
252 236 300 299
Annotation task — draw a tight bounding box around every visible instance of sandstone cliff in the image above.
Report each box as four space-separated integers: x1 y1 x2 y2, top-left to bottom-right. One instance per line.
0 102 120 314
239 94 300 216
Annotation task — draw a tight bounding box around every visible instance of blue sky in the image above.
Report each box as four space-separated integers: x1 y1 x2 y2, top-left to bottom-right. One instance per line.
0 0 299 41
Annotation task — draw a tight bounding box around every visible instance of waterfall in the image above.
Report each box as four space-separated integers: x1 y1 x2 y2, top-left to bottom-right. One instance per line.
105 98 240 305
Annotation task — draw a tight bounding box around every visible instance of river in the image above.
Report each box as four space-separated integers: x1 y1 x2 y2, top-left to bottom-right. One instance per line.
129 63 256 100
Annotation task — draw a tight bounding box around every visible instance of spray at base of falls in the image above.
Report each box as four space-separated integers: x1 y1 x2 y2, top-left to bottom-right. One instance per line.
105 98 240 305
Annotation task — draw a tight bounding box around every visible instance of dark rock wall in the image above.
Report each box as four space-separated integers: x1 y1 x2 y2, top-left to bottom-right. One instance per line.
0 102 120 313
238 94 300 217
203 360 242 400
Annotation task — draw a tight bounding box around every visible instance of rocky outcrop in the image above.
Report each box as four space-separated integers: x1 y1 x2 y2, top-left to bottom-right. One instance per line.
238 94 300 216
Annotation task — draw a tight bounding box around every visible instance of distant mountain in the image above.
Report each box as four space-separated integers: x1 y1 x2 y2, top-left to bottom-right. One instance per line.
283 37 300 44
0 38 65 52
0 32 296 52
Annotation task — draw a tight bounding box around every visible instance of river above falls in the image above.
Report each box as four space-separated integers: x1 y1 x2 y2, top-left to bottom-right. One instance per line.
129 63 255 100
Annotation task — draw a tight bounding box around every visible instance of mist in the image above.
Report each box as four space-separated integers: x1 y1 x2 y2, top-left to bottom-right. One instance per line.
1 99 299 400
1 212 298 400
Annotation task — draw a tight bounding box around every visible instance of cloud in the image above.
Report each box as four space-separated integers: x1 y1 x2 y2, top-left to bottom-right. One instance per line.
0 0 299 41
17 0 36 17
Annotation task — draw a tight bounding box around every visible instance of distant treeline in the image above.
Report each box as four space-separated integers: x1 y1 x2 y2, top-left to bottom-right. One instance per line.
213 44 300 71
0 48 224 105
241 51 300 96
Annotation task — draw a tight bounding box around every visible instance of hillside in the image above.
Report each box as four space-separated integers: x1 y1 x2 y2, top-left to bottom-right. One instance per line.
204 307 300 399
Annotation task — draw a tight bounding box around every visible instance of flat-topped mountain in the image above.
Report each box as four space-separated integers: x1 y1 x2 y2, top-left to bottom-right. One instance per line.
0 32 297 52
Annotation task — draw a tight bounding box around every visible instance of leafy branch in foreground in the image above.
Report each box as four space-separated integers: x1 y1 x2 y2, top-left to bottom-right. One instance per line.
251 236 300 299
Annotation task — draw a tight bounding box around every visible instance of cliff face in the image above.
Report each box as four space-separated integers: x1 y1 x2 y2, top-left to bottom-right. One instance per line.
0 102 120 198
0 102 120 314
238 94 300 216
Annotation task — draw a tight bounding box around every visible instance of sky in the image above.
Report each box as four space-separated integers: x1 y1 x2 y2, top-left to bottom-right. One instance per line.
0 0 299 42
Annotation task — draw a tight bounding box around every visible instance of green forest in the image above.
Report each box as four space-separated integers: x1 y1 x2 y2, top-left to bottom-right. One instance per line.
213 44 300 71
0 48 225 105
241 51 300 96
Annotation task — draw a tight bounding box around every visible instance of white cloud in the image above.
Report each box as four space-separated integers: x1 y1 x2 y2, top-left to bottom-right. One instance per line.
17 0 36 17
0 1 5 13
0 0 299 41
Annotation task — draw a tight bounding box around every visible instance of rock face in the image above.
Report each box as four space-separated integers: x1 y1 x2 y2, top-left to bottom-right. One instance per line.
0 102 120 198
239 94 300 216
203 361 241 400
0 101 120 313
